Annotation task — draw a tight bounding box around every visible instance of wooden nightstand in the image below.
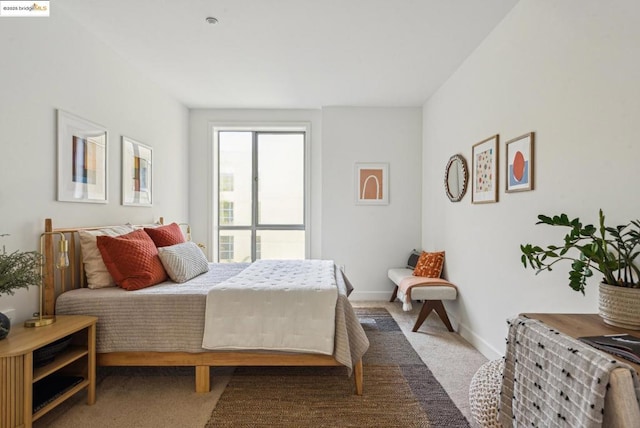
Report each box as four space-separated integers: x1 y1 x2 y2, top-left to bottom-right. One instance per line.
0 315 97 428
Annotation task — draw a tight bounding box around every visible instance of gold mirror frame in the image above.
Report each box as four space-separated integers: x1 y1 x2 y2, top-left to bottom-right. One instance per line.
444 154 468 202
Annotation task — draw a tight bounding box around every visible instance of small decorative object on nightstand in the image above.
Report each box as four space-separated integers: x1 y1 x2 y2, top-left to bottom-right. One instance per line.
0 313 10 341
0 234 42 339
0 315 96 428
24 231 70 328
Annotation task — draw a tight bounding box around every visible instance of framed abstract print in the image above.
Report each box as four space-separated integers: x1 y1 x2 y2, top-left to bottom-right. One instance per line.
354 162 389 205
57 110 108 203
471 134 499 204
506 132 534 193
122 136 153 206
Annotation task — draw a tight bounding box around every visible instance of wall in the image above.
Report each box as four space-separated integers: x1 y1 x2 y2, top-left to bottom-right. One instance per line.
422 0 640 358
190 107 423 299
322 107 423 299
0 11 189 323
188 109 322 258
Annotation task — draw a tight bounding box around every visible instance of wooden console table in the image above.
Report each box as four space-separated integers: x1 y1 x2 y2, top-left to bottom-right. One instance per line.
524 313 640 374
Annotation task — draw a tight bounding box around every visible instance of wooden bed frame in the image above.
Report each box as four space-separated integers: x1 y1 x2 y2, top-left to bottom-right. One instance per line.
41 218 363 394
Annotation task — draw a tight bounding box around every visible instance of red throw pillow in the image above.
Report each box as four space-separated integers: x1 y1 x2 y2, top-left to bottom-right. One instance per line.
97 229 168 290
413 251 445 278
144 223 186 248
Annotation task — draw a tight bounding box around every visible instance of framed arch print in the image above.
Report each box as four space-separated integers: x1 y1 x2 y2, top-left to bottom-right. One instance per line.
506 132 534 193
355 162 389 205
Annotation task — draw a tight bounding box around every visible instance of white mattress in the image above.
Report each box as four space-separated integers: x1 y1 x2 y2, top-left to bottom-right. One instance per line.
202 259 338 355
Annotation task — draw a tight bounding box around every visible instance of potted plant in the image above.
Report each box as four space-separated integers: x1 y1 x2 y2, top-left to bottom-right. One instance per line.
0 235 42 339
520 210 640 329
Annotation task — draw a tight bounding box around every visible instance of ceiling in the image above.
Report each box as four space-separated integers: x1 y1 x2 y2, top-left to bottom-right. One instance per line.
56 0 519 109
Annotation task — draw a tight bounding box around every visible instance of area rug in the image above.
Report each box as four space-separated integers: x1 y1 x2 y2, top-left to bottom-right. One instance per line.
206 307 470 427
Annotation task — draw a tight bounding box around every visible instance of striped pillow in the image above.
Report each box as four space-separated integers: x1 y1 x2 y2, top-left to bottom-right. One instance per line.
157 241 209 283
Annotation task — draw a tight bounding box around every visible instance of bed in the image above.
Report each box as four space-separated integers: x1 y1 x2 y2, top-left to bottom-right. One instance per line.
41 218 369 394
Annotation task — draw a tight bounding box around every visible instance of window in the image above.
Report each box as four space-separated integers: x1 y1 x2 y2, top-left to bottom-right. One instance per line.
220 172 234 191
215 129 306 262
220 200 234 225
219 235 234 261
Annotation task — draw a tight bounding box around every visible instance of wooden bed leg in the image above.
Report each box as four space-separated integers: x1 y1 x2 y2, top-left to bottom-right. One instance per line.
354 358 363 395
195 366 210 393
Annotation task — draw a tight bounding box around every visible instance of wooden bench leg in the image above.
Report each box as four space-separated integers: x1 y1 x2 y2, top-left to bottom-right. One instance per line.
413 300 454 332
353 358 363 395
389 285 399 302
195 365 210 393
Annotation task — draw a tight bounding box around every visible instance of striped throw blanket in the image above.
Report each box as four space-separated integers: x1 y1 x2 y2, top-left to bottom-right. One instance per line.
498 316 640 427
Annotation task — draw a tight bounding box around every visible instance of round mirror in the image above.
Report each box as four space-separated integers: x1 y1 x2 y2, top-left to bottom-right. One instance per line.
444 154 468 202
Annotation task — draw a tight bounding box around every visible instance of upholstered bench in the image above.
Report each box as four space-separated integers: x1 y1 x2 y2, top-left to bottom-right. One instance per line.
388 268 457 332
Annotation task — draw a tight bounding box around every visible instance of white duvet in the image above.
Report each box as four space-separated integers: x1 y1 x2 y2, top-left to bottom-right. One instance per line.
201 259 338 355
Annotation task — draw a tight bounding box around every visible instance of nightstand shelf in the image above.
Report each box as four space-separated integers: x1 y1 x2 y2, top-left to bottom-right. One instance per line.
32 375 88 421
0 315 97 428
33 346 89 382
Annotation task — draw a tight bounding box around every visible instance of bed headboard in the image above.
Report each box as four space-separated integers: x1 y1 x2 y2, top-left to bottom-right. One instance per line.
42 217 164 315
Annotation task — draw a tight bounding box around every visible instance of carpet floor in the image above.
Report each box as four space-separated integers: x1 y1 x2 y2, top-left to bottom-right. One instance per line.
34 302 487 428
206 307 468 427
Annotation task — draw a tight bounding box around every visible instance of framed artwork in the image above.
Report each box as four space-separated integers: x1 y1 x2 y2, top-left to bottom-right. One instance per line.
354 162 389 205
57 110 108 203
122 136 153 206
505 132 534 193
471 134 499 204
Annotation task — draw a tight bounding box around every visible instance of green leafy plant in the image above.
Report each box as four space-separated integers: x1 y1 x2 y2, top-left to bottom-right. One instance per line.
520 210 640 294
0 235 42 296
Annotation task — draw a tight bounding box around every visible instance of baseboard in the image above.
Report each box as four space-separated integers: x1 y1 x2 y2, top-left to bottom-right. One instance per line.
456 320 502 360
350 293 503 360
349 291 393 301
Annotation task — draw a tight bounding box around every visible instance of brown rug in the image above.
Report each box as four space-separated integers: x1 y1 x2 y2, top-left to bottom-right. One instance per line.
206 307 470 427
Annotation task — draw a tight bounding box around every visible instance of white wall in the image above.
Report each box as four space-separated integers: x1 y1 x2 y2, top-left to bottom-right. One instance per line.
189 107 422 300
0 11 189 323
188 109 322 258
322 107 423 299
422 0 640 358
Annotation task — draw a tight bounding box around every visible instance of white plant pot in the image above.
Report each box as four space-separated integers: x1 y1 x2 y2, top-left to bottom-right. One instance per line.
599 282 640 330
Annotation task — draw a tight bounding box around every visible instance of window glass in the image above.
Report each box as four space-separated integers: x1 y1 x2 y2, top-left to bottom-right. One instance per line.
216 130 306 262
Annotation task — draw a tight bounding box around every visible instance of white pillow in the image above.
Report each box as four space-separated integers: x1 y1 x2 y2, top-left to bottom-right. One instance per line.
79 225 135 289
158 241 209 283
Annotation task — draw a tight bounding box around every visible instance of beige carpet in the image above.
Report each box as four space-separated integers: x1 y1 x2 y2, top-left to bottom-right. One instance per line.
207 307 470 427
34 302 487 428
34 366 234 428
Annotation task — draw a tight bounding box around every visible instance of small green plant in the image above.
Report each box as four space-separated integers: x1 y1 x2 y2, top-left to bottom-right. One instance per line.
520 210 640 294
0 234 42 296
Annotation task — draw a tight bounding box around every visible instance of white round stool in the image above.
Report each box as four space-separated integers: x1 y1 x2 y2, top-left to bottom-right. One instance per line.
469 358 504 428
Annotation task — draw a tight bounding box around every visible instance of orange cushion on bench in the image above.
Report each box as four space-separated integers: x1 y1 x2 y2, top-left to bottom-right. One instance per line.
413 251 445 277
